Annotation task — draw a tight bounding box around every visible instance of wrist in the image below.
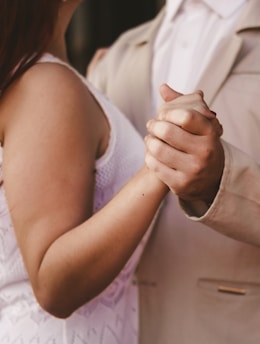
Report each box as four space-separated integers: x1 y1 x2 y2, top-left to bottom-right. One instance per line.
140 166 169 196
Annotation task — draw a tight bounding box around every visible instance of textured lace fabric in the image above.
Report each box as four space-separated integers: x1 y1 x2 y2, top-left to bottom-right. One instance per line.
0 54 152 343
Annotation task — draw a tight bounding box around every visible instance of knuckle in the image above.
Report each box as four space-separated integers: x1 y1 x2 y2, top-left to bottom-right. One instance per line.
200 145 214 161
147 138 165 159
174 174 192 196
190 160 203 177
189 154 208 176
157 106 169 120
193 92 203 101
145 153 154 168
152 121 175 143
182 110 195 125
145 154 161 173
161 124 174 142
199 149 215 171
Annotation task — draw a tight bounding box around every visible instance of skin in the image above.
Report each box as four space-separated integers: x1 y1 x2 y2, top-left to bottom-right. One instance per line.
145 84 224 205
0 0 168 318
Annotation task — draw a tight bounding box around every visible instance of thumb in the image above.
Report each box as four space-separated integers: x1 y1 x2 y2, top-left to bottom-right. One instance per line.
159 83 182 102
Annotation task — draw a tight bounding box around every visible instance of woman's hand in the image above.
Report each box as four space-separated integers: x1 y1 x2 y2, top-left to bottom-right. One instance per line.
145 84 224 205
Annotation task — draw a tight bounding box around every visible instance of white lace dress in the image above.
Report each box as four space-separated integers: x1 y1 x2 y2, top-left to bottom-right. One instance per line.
0 54 151 343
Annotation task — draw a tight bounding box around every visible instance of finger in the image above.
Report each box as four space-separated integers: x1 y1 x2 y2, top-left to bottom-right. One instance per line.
145 134 187 169
159 89 218 122
97 47 109 57
194 89 204 98
159 92 215 119
145 150 179 193
86 47 109 76
145 150 193 197
149 109 221 136
145 135 224 201
210 117 223 137
146 118 223 170
159 83 183 102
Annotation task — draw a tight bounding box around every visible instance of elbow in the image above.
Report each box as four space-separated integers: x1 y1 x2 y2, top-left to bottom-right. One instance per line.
32 268 105 318
38 296 75 319
34 286 76 319
43 304 74 319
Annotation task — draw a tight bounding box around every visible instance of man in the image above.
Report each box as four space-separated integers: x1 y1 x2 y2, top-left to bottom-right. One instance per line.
87 0 260 343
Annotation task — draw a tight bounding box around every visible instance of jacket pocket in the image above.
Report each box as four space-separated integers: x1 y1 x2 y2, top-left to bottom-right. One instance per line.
195 278 260 344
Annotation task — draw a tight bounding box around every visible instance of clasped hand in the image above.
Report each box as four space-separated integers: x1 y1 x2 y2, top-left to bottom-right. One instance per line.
145 84 224 205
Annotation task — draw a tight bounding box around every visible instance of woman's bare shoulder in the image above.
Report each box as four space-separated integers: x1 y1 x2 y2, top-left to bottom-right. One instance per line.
1 61 93 134
18 61 88 101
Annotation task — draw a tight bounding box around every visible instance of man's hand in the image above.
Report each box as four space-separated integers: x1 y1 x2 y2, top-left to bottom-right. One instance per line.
145 84 224 205
86 47 109 77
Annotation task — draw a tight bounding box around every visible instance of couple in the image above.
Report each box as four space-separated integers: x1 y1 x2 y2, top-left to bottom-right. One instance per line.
0 0 222 342
1 0 259 343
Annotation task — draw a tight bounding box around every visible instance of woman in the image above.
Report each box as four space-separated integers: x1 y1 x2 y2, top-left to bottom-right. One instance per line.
0 0 168 342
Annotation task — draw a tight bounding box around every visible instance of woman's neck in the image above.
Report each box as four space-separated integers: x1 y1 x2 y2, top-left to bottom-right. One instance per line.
47 37 69 63
47 3 74 63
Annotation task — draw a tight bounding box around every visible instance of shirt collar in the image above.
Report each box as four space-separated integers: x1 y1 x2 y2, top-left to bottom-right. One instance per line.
165 0 184 21
203 0 247 18
165 0 248 19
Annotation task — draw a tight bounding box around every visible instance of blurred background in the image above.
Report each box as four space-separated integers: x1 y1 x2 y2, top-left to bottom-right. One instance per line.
66 0 165 75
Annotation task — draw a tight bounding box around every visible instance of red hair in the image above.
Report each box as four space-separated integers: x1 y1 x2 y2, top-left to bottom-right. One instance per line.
0 0 60 94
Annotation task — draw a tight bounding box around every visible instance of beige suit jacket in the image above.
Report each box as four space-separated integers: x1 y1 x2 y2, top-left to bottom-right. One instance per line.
89 1 260 343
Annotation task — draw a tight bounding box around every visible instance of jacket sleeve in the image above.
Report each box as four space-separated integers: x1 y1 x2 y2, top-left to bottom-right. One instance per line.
180 140 260 246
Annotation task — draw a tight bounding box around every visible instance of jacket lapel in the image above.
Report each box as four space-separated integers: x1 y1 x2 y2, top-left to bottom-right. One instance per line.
196 35 242 106
196 0 260 106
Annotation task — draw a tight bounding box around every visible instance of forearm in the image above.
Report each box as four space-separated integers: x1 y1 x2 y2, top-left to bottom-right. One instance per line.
36 166 168 318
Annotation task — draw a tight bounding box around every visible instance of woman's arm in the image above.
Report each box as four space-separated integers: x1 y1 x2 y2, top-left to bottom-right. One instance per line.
2 62 168 318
